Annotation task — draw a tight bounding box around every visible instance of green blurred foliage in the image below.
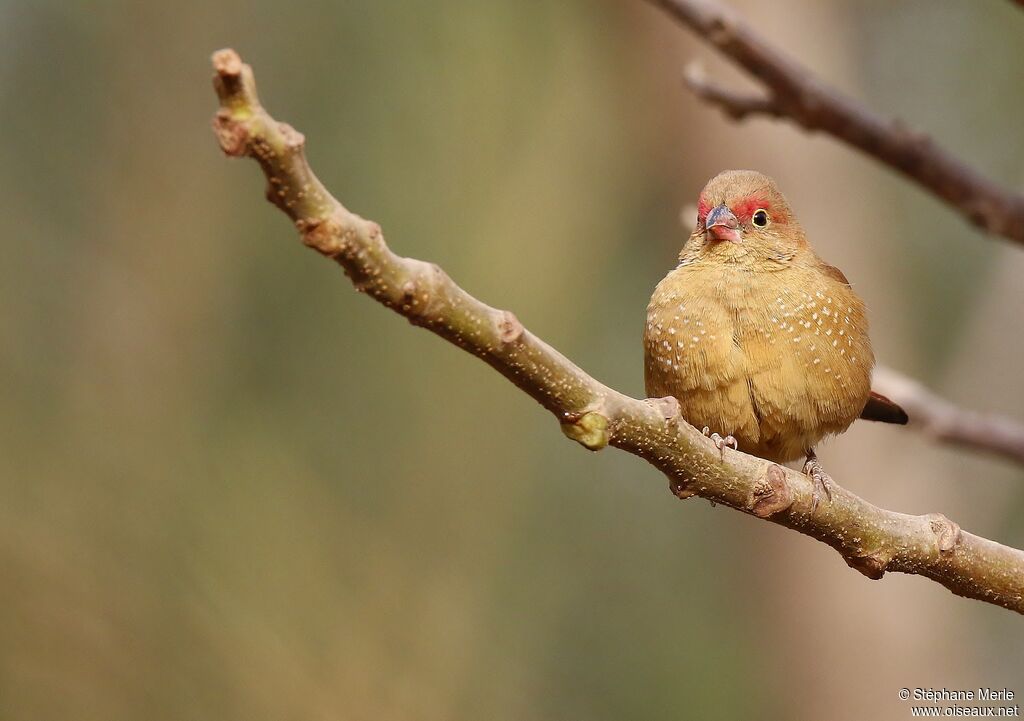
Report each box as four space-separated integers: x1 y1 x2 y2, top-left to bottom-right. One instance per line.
0 1 1022 720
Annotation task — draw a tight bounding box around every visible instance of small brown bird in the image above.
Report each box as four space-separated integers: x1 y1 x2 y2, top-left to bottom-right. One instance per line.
644 170 906 503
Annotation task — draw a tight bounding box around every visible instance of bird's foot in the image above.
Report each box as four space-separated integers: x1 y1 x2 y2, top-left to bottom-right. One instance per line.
802 450 833 512
701 426 738 460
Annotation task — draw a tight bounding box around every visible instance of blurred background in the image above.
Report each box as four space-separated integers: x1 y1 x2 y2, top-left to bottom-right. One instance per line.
1 0 1023 719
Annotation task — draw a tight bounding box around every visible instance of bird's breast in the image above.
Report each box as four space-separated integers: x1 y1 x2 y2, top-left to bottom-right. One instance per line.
644 261 874 462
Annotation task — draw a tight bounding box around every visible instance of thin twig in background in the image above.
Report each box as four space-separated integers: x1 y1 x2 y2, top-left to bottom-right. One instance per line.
211 49 1024 614
873 367 1024 466
646 0 1024 246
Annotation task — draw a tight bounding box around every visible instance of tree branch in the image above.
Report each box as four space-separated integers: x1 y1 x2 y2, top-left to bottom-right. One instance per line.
210 49 1024 615
873 367 1024 466
648 0 1024 246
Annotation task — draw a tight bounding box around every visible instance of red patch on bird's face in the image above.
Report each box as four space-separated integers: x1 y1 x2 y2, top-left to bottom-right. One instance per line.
729 194 788 224
696 194 712 223
730 195 768 223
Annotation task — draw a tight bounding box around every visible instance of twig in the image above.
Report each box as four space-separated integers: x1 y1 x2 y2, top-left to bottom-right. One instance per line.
647 0 1024 246
210 49 1024 615
683 62 781 121
873 367 1024 466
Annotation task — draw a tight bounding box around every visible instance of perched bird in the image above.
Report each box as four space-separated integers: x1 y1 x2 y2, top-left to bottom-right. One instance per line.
644 170 906 505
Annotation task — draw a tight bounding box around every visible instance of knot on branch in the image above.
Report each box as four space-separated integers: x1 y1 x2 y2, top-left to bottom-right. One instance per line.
277 122 305 153
669 477 695 500
704 10 737 47
845 550 891 580
561 411 609 451
297 214 347 257
964 197 1004 235
927 513 962 553
212 109 250 157
497 311 524 344
890 118 933 153
645 396 682 422
747 464 793 518
396 260 448 325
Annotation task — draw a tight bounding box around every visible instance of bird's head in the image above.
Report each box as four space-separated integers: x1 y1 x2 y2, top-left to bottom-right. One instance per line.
681 170 808 268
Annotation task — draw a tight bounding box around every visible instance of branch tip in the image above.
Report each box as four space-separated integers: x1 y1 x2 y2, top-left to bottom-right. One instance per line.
212 48 243 77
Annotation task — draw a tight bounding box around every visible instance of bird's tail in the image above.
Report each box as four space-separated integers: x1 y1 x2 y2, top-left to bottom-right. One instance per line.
860 391 909 425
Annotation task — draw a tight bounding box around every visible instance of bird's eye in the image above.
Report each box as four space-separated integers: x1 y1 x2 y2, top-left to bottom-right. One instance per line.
752 209 770 228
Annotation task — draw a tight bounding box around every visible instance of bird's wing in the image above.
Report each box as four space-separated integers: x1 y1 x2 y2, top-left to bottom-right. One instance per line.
860 391 909 425
816 258 850 286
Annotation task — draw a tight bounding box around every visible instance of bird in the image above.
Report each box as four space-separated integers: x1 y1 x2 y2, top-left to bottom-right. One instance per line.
643 169 906 507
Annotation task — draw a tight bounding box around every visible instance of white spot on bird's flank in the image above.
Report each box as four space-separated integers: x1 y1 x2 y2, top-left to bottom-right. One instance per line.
691 336 699 343
669 328 676 334
813 358 821 365
826 329 832 336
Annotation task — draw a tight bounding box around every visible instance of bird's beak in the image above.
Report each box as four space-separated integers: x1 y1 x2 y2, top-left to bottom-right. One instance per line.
705 204 741 243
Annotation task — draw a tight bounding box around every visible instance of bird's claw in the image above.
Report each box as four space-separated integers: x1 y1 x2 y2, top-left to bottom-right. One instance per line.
803 454 833 512
701 426 737 459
